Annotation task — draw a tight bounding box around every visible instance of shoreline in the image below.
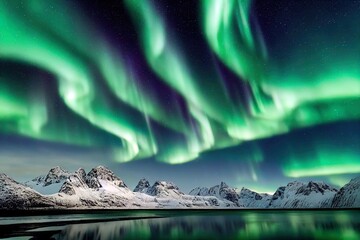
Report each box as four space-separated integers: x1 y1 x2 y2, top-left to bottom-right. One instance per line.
0 207 358 217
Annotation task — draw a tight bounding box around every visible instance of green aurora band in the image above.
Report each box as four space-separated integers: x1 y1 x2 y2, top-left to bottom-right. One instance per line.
0 0 157 162
0 0 359 179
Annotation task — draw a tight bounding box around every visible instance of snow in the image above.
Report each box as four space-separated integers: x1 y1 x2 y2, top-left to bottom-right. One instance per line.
23 166 71 195
332 176 360 208
189 182 239 205
268 181 337 208
134 178 150 193
238 188 271 208
1 166 360 209
0 173 55 209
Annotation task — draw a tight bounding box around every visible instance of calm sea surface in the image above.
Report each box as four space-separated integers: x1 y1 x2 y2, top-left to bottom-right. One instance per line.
0 210 359 240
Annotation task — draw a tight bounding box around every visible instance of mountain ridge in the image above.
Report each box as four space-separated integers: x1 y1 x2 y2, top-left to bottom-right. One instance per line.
1 166 359 209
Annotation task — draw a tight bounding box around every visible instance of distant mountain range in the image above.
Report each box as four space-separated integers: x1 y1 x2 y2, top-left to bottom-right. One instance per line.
1 166 359 209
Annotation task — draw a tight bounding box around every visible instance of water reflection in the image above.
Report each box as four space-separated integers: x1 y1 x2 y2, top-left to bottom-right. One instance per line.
51 211 360 240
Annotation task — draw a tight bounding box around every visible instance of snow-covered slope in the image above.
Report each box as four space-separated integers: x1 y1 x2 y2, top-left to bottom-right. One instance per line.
238 188 272 208
268 181 337 208
54 166 133 208
24 166 71 195
189 187 209 196
0 173 54 209
332 176 360 208
133 180 235 208
146 181 183 198
189 182 239 205
2 166 359 209
75 168 87 183
59 173 89 196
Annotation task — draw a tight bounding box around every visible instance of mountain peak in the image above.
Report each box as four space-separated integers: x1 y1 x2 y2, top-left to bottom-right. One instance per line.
76 167 86 173
50 166 66 172
286 181 304 188
296 181 337 196
189 182 239 205
59 174 88 196
134 178 150 192
238 187 272 208
0 173 55 209
269 180 338 208
86 165 127 189
146 180 183 197
42 166 71 187
2 166 360 209
152 181 180 191
93 165 108 171
332 176 360 208
220 181 229 188
75 168 86 182
189 186 209 196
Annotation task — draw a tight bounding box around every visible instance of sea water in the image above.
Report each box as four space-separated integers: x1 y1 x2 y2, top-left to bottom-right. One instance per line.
1 210 359 239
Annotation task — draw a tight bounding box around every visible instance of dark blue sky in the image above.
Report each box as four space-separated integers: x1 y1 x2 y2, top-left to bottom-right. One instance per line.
0 0 359 193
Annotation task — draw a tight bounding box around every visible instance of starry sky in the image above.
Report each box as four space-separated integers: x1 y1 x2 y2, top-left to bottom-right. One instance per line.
0 0 359 193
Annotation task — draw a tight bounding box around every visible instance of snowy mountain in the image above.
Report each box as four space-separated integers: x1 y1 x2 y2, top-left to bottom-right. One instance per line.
0 173 54 209
133 178 150 193
331 176 360 208
75 168 87 183
1 166 359 210
59 172 89 196
132 180 235 208
238 188 272 208
189 186 209 196
85 166 127 189
54 166 134 208
189 182 239 205
43 166 71 186
26 166 233 209
145 181 183 198
24 166 71 195
268 181 338 208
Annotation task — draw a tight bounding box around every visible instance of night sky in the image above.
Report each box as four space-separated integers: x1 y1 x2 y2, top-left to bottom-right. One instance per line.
0 0 359 193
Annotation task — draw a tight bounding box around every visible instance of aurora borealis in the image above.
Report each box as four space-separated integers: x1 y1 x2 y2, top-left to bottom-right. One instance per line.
0 0 359 192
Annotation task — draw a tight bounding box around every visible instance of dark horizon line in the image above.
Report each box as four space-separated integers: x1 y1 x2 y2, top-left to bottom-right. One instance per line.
0 208 359 217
